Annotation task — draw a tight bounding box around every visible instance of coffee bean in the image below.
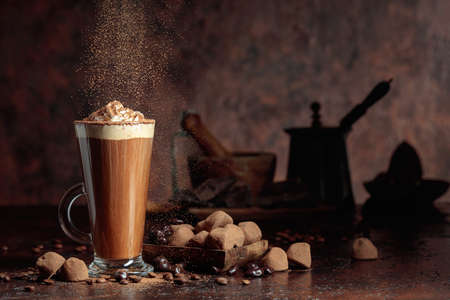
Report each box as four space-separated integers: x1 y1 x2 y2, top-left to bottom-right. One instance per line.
242 279 251 285
108 278 116 282
128 275 142 283
227 265 238 276
162 225 174 236
53 243 63 249
86 279 94 285
119 279 129 285
99 274 111 279
24 286 35 292
163 273 173 281
96 278 107 283
42 279 54 285
190 273 201 280
75 245 87 252
114 269 128 281
215 277 228 285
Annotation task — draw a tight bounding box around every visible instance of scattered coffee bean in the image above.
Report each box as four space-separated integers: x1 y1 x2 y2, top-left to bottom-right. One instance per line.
128 275 142 283
190 274 201 280
99 274 111 279
108 278 117 282
119 279 129 285
24 285 35 292
114 269 128 281
96 277 107 283
75 245 87 252
215 277 228 285
242 279 251 285
42 279 54 285
163 273 173 281
32 247 41 254
174 272 185 278
227 265 238 276
54 243 63 249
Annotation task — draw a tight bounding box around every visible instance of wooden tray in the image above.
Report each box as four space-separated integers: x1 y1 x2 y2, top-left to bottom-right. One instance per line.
143 240 268 271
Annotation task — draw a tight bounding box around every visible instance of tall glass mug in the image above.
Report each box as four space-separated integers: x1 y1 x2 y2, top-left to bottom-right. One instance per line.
58 120 155 276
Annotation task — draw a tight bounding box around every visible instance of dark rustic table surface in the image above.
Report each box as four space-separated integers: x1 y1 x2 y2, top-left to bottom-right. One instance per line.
0 205 449 300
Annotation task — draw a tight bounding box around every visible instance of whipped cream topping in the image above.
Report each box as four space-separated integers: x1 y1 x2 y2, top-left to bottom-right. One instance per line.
84 100 145 122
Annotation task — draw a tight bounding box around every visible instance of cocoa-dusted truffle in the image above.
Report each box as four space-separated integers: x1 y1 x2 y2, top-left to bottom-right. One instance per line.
238 221 262 245
170 224 195 232
262 247 288 271
195 211 233 232
61 257 89 282
187 230 209 247
36 252 66 278
287 242 311 269
168 226 195 247
352 237 378 260
206 224 244 250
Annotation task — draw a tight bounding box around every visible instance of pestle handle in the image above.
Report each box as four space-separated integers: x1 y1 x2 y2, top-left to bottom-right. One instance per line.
339 78 393 133
182 112 231 157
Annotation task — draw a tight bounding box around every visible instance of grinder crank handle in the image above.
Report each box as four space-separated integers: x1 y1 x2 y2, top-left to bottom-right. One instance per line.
181 112 231 157
339 78 393 134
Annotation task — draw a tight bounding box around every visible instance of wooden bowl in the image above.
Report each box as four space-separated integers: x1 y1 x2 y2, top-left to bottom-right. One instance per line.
188 152 276 196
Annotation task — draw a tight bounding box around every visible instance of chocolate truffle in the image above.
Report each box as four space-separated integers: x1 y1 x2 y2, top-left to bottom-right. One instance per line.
287 242 311 269
352 237 378 260
206 224 245 250
168 226 195 247
187 230 209 247
238 221 262 245
262 247 288 271
36 252 66 278
196 210 233 232
61 257 89 282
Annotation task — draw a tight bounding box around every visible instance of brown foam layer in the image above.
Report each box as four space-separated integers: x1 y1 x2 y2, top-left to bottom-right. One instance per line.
74 121 155 140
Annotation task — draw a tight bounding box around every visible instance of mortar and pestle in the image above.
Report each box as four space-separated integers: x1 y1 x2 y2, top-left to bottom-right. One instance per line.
182 113 276 197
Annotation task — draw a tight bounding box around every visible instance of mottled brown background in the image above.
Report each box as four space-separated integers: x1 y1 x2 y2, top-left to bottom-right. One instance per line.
1 0 449 206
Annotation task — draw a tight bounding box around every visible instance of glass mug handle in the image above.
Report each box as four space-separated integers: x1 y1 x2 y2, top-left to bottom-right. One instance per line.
58 183 92 245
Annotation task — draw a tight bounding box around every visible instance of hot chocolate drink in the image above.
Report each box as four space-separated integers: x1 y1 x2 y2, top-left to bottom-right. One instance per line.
75 101 154 260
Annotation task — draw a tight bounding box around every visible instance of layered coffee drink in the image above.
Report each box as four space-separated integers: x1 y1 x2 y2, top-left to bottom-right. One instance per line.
74 101 154 260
